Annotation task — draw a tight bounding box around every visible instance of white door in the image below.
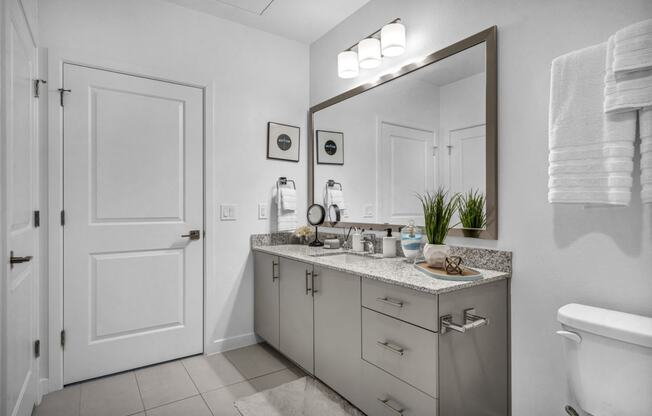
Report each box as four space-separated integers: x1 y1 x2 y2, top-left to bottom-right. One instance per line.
378 122 436 225
4 1 39 414
62 64 204 384
448 124 486 195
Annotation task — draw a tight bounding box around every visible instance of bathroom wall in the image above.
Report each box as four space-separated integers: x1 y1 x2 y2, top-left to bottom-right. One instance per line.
38 0 309 380
310 1 652 414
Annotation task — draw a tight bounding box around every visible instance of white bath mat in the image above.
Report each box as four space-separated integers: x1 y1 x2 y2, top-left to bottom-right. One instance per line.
234 376 364 416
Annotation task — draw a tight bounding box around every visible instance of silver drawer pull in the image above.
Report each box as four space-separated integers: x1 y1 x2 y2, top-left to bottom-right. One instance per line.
377 398 404 415
376 297 404 308
376 340 404 356
440 308 489 334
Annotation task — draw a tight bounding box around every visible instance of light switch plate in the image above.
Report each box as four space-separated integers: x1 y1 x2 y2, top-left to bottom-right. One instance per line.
220 204 238 221
258 203 268 220
363 204 375 218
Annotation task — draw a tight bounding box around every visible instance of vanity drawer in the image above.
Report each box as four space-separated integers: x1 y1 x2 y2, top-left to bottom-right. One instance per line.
362 307 438 398
359 360 438 416
362 278 438 331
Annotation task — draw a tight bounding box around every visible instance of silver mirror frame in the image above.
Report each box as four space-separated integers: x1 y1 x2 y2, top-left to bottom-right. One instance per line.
308 26 497 239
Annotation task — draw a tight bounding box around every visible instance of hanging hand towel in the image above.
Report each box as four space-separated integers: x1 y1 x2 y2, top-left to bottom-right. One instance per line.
604 35 652 113
613 19 652 75
279 187 297 211
549 42 636 206
641 109 652 204
275 187 297 232
324 187 347 217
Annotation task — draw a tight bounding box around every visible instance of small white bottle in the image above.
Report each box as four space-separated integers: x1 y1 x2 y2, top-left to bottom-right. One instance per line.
352 230 363 252
382 228 397 258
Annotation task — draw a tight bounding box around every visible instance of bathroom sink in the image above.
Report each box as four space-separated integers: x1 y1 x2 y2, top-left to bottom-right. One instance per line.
323 253 376 264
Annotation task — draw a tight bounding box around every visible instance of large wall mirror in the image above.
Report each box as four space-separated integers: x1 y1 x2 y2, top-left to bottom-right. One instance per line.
309 26 497 239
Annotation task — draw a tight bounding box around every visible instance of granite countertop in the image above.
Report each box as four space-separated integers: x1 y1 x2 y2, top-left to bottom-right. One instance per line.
252 244 510 295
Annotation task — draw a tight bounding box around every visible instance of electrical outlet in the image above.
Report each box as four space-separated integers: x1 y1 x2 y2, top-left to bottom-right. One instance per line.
258 203 268 220
220 204 238 221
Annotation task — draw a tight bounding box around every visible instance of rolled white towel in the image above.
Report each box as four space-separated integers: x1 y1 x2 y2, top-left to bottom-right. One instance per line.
613 19 652 74
549 42 636 205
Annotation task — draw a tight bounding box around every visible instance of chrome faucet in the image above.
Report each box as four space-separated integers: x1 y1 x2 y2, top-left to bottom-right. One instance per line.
362 234 375 254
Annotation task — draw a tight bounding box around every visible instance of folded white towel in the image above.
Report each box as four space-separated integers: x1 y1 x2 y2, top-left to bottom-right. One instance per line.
324 187 346 216
641 109 652 203
275 187 297 232
605 36 652 113
614 19 652 74
279 187 296 211
549 42 636 206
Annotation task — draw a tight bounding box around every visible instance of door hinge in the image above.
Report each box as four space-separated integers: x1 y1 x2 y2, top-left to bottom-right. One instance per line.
60 330 66 348
446 144 453 156
60 210 66 226
432 146 438 157
34 210 40 227
34 340 40 358
34 79 47 98
58 88 71 106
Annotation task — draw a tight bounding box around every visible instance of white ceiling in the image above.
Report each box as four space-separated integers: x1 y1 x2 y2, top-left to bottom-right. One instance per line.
163 0 371 43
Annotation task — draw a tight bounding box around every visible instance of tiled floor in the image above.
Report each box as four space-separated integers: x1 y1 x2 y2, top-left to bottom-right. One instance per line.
35 343 305 416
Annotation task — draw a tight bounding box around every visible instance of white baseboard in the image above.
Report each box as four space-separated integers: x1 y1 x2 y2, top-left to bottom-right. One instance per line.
206 332 261 355
39 378 50 400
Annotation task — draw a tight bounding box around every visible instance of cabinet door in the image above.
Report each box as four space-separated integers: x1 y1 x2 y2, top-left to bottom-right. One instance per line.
314 267 361 405
254 252 280 348
279 258 314 373
438 279 508 416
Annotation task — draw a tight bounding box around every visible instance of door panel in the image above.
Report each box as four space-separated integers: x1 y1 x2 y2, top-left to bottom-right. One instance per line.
63 64 204 384
5 4 38 415
378 122 435 224
448 124 485 195
279 258 314 374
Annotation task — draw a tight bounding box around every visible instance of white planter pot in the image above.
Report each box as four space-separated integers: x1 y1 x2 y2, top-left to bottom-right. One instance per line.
423 243 450 268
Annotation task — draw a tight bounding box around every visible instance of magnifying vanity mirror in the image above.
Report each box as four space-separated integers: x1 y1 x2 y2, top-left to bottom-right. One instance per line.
309 26 497 239
306 203 326 246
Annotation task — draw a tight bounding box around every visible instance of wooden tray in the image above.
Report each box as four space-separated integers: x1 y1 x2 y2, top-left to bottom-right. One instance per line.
414 261 483 281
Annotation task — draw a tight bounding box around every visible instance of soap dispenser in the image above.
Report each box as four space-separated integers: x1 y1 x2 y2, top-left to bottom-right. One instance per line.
382 228 397 258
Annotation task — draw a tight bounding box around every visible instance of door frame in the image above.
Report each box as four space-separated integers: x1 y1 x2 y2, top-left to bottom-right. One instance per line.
46 48 216 392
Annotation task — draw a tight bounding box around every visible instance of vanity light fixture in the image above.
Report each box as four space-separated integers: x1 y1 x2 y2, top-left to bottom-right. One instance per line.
337 18 405 79
337 50 359 79
358 38 382 69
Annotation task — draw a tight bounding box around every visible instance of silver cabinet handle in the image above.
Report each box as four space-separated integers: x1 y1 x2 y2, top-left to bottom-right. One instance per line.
377 398 404 415
305 270 312 295
311 272 318 295
376 297 403 308
376 341 404 356
440 308 489 334
272 260 279 281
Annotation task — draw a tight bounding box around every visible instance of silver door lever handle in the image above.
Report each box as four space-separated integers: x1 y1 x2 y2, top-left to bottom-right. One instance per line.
181 230 200 240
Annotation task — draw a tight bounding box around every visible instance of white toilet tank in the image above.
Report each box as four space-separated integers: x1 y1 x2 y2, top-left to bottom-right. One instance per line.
557 304 652 416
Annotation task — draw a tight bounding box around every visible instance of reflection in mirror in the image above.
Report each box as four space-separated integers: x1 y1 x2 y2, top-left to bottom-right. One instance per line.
313 42 487 231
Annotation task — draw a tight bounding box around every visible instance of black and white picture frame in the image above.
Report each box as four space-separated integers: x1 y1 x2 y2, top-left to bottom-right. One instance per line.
316 130 344 165
267 122 300 162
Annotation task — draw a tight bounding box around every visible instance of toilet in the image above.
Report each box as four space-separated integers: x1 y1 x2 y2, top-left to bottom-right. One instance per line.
557 303 652 416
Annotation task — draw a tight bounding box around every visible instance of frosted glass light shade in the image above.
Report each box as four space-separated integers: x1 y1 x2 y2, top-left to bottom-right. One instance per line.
358 38 381 69
337 50 359 79
381 22 406 57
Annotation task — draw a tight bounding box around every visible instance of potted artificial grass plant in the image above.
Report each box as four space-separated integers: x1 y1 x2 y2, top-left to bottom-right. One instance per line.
417 188 459 268
458 190 487 238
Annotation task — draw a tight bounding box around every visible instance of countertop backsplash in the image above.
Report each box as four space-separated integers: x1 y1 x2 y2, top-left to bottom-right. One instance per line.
251 232 512 274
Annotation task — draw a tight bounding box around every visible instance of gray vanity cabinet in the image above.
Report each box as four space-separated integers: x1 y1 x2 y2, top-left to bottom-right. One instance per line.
438 279 508 416
279 257 314 374
313 266 362 406
253 252 280 349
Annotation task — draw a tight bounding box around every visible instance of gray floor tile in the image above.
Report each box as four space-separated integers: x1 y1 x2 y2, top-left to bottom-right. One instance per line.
248 367 305 392
145 395 211 416
223 343 290 380
79 372 144 416
35 385 81 416
202 382 257 416
182 353 246 393
135 361 198 409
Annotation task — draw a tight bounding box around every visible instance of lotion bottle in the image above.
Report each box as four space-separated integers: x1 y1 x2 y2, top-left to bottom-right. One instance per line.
382 228 397 258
